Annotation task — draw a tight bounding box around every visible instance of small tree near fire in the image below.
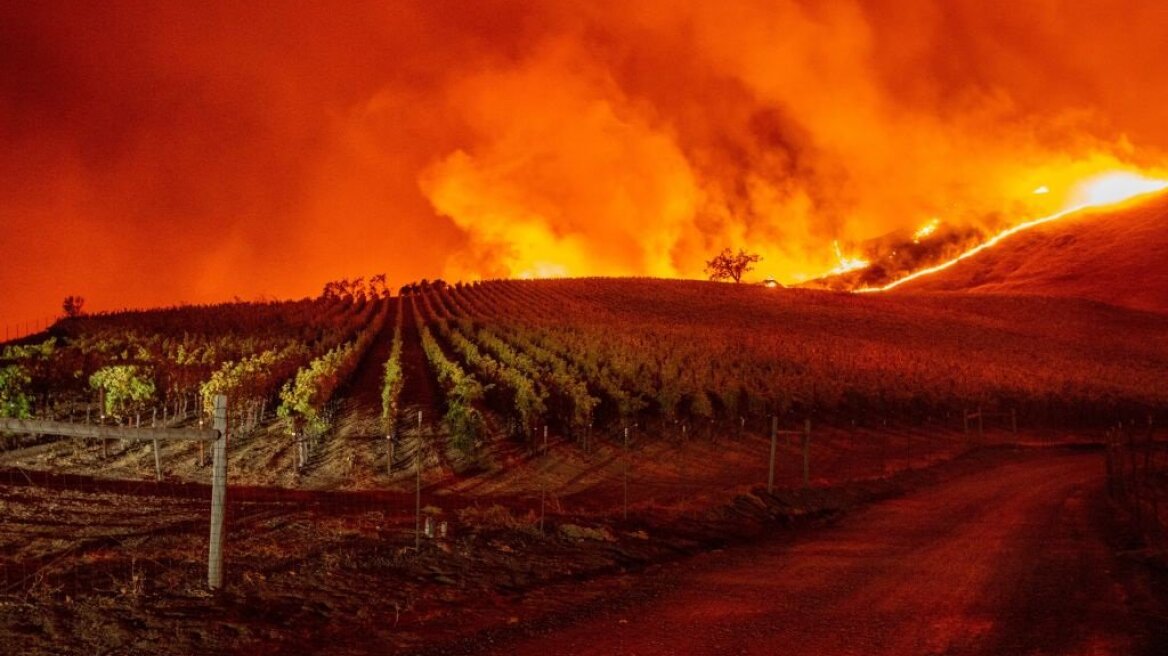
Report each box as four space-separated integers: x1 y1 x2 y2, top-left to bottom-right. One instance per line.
705 248 761 283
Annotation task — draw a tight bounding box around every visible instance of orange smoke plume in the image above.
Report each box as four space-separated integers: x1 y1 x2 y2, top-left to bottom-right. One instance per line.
3 1 1168 320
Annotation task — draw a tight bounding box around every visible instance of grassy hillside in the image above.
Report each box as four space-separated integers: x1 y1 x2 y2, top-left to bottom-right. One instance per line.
895 191 1168 313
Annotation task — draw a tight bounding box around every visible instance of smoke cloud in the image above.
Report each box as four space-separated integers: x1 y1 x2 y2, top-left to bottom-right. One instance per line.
3 1 1167 320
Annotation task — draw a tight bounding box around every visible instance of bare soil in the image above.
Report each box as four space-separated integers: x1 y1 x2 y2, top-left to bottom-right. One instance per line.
2 444 1165 655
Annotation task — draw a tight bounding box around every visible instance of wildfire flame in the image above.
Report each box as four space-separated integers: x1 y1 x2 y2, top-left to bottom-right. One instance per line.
12 2 1168 322
857 170 1168 293
1070 171 1168 207
828 240 871 276
912 219 941 243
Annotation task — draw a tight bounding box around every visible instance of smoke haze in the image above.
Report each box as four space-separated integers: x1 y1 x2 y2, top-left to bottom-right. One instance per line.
3 1 1167 320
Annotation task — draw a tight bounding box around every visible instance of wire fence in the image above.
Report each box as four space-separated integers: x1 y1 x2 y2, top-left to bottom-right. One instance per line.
1 316 59 343
1105 418 1166 552
0 399 1048 602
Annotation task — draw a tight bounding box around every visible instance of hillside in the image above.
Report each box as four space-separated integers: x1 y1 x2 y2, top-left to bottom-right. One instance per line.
3 277 1166 656
3 278 1167 491
893 191 1168 313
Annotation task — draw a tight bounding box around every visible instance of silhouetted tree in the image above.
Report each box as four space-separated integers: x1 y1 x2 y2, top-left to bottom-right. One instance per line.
351 276 367 302
369 273 389 298
321 281 342 300
705 248 761 283
62 295 86 318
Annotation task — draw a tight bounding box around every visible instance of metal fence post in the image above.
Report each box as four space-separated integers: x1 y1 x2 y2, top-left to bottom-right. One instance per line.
623 427 630 520
208 394 228 591
416 410 422 552
153 439 162 481
386 431 394 477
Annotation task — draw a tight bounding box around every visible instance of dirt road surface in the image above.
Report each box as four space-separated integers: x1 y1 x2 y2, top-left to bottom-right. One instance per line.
452 451 1166 655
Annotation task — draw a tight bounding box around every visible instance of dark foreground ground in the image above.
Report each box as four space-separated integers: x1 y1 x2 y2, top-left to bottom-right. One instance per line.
442 450 1168 656
2 447 1165 655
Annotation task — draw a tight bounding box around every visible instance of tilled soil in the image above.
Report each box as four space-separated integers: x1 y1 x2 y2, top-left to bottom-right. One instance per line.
2 445 1164 655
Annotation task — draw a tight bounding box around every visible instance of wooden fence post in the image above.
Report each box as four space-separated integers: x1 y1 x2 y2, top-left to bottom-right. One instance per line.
767 415 777 494
207 394 228 591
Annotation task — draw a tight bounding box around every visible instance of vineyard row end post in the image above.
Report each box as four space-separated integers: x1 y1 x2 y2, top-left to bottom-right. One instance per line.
386 430 394 477
623 427 630 521
207 394 228 591
416 410 422 552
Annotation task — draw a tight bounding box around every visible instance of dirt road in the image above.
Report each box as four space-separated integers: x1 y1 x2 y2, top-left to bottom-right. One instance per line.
454 451 1165 655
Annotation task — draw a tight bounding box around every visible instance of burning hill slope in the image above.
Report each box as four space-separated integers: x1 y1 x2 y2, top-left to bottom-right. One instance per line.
891 191 1168 313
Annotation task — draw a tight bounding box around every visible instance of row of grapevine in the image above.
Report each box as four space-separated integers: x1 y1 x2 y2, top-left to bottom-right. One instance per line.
422 288 552 439
0 339 57 419
277 301 391 438
0 297 382 426
441 284 609 433
381 302 405 435
412 296 485 452
445 278 1168 432
447 284 646 422
200 344 310 430
453 288 630 420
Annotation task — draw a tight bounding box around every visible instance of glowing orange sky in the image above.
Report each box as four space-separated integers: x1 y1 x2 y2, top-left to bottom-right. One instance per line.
3 1 1168 323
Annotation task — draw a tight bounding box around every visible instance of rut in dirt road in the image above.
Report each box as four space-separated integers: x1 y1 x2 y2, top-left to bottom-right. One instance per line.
452 451 1167 656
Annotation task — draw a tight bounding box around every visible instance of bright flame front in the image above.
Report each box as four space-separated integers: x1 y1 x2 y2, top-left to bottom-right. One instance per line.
828 240 870 276
912 219 940 243
1070 172 1168 207
855 168 1168 292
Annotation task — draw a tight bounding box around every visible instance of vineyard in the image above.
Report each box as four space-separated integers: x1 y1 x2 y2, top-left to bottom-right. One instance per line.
2 278 1167 491
2 277 1167 654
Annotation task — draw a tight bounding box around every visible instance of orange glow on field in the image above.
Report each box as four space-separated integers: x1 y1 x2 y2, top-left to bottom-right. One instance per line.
857 170 1168 292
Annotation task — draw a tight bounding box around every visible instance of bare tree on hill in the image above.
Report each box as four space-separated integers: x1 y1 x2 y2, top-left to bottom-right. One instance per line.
705 248 761 283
